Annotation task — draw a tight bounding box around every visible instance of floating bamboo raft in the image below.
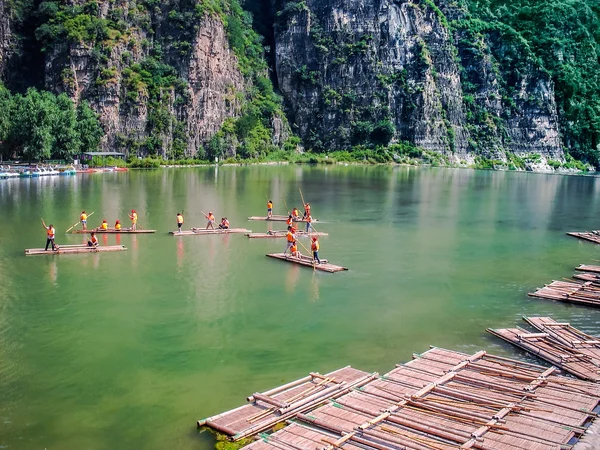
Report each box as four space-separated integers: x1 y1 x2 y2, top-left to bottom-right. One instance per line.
567 231 600 244
266 253 347 273
488 317 600 381
528 279 600 307
574 271 600 284
248 215 318 223
70 228 156 234
169 228 251 236
576 264 600 274
199 347 600 449
25 244 127 255
245 231 328 239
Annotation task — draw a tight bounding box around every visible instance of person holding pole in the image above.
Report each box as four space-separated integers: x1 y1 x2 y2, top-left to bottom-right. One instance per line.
42 219 57 251
176 212 184 233
303 203 310 219
267 200 273 219
284 226 296 255
80 211 88 230
205 211 215 229
311 236 321 264
305 213 313 232
129 210 138 231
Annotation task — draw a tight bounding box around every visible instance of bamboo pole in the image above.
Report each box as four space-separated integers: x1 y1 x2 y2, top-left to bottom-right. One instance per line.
66 211 94 233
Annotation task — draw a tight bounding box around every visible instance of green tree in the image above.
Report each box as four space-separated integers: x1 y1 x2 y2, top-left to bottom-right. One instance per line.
52 93 80 159
76 101 104 153
12 89 56 162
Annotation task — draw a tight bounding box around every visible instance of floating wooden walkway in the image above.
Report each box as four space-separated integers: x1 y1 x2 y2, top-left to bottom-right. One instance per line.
25 244 127 255
528 280 600 307
488 317 600 381
266 253 347 273
70 228 156 234
248 215 318 223
567 231 600 244
169 228 251 236
199 347 600 449
245 231 328 239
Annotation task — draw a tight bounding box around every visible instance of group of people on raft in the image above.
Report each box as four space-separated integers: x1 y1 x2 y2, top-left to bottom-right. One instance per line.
79 210 137 232
174 212 230 233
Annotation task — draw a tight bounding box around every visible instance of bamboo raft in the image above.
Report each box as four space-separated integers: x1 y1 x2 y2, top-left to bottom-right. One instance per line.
199 347 600 449
245 231 328 239
266 253 347 273
576 264 600 274
70 228 156 234
169 228 251 236
567 231 600 244
248 215 318 223
25 244 127 255
488 317 600 381
528 279 600 307
574 271 600 284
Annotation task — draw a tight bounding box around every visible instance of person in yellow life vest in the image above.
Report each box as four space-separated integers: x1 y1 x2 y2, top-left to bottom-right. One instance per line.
286 214 293 227
176 212 184 233
292 207 300 220
80 211 88 230
218 217 230 229
115 220 121 231
311 236 321 264
205 211 215 229
88 232 99 247
129 209 138 231
290 240 299 258
42 219 57 251
303 203 311 219
305 213 313 232
100 219 108 230
267 200 273 218
284 225 296 255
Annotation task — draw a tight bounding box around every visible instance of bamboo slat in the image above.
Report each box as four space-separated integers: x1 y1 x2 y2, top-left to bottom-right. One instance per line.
25 245 127 255
70 229 156 234
567 231 600 244
170 228 251 235
246 231 329 239
248 215 318 223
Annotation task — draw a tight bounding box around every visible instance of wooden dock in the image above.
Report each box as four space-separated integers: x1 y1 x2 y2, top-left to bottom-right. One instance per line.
567 231 600 244
488 317 600 381
25 244 127 255
169 228 251 236
246 231 328 239
199 347 600 449
70 228 156 234
248 215 318 223
528 280 600 307
266 253 347 273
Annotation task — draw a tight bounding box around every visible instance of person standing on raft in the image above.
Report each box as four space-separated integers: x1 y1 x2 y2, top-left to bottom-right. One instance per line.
267 200 273 219
88 232 99 247
303 203 311 219
284 226 296 255
205 211 215 229
80 211 88 230
42 219 58 251
176 212 184 233
305 213 313 232
129 210 138 231
292 207 300 221
311 236 321 264
286 214 293 227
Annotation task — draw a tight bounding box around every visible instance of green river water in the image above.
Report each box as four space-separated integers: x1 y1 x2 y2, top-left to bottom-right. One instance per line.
2 165 600 449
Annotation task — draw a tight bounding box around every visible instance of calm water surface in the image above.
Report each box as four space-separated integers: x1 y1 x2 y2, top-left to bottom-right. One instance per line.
2 165 600 449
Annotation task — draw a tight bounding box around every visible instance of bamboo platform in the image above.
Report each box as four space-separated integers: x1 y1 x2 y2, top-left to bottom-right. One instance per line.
199 347 600 449
248 215 318 223
25 245 127 255
567 231 600 244
576 264 600 274
169 228 251 235
488 319 600 381
528 280 600 307
245 231 328 239
70 228 156 234
574 271 600 284
266 253 347 273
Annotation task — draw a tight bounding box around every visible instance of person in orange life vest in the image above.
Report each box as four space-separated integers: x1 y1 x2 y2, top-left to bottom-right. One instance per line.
42 219 57 251
129 210 138 231
267 200 273 218
88 232 99 247
176 213 184 233
292 207 300 220
284 225 296 255
311 236 321 264
218 217 230 229
290 240 299 258
100 219 108 230
205 211 215 229
286 214 293 227
305 213 313 232
115 220 121 231
303 203 311 219
80 211 88 230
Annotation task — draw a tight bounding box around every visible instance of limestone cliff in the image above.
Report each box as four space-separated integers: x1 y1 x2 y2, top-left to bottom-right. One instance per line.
274 0 564 162
0 2 12 79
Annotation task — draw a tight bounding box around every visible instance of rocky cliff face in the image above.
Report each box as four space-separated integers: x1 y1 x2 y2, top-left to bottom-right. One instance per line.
274 0 564 162
0 2 12 79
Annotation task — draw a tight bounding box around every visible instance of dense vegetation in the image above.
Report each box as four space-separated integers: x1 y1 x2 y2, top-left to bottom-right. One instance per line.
0 84 103 162
460 0 600 164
